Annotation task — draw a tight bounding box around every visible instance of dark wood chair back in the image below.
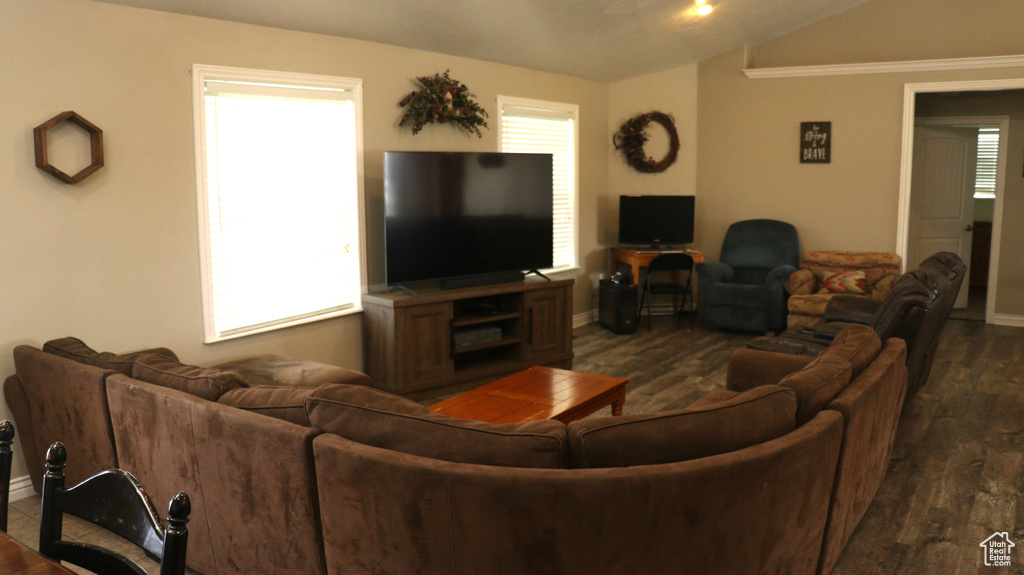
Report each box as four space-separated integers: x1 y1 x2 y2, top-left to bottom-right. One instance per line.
39 442 191 575
0 420 14 532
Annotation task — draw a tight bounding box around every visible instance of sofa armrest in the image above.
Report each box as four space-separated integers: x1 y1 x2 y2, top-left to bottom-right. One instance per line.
695 261 733 285
4 375 43 492
869 273 899 299
822 295 881 325
213 354 371 388
786 269 817 295
726 347 816 392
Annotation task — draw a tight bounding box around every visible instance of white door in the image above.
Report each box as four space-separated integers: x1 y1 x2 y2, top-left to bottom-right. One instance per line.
909 124 975 308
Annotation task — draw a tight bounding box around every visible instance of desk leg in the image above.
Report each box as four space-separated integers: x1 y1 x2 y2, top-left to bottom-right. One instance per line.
672 271 681 315
694 276 701 326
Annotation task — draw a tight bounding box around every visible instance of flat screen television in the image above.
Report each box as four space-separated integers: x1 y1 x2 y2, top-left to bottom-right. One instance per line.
384 151 554 288
618 195 695 248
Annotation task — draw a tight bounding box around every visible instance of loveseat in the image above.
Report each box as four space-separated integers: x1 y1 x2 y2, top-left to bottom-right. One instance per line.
785 251 902 329
4 329 906 575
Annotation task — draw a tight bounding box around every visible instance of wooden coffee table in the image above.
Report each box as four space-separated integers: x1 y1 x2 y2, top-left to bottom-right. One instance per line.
429 366 627 424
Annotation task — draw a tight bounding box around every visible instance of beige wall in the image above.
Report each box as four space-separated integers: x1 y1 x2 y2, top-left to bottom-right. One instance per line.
607 66 699 248
697 0 1024 317
1 0 610 478
748 0 1024 68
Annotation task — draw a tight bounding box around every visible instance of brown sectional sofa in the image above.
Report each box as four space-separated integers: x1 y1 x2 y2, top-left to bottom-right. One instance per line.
730 326 908 575
4 328 907 575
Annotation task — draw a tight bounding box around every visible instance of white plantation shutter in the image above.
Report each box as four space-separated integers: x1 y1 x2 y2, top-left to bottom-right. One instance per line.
193 65 364 341
974 127 999 199
499 97 579 271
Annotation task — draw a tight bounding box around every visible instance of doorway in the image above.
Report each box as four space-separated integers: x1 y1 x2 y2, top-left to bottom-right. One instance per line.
897 80 1017 325
909 116 1006 319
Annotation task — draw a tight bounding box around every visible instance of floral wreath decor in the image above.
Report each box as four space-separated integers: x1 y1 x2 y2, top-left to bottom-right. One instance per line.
612 111 680 173
398 69 489 138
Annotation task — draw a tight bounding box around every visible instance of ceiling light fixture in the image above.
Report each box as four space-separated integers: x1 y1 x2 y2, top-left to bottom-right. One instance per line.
696 0 713 15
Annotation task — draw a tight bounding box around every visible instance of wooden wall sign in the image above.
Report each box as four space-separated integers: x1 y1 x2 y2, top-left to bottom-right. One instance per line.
800 121 830 164
34 111 105 184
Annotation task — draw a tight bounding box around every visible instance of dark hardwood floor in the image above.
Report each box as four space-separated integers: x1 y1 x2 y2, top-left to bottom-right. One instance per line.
573 315 1024 574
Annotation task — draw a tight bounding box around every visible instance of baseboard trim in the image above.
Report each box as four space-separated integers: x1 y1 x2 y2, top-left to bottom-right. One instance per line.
993 314 1024 328
8 474 35 502
574 309 598 328
574 305 687 329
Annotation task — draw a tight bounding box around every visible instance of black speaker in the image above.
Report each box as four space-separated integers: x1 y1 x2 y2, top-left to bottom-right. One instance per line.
599 278 638 334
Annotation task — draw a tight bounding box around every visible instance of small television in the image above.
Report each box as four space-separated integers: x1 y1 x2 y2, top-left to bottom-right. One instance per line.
618 195 695 248
384 151 554 288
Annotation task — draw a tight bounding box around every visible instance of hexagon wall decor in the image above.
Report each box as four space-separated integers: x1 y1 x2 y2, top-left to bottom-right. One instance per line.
33 111 104 184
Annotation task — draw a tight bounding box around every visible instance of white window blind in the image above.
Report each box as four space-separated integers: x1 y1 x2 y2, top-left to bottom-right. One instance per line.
193 65 364 342
975 126 999 199
498 97 579 272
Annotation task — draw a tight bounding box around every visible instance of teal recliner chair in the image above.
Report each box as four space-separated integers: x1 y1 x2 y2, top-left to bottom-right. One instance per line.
696 219 800 333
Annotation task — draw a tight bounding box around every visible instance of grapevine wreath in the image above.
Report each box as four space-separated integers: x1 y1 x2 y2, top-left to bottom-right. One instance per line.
612 111 679 173
398 70 489 138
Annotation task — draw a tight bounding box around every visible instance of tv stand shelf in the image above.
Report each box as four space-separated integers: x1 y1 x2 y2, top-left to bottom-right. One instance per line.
362 278 574 399
453 311 522 327
452 336 522 355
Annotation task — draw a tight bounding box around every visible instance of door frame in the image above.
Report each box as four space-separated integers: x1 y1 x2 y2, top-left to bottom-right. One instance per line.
897 79 1017 324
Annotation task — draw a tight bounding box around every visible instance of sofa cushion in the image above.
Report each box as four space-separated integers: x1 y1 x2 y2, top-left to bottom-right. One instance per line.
218 385 318 426
726 347 818 392
803 252 901 280
214 354 372 388
684 388 740 409
778 354 852 426
821 271 867 294
706 283 768 307
730 267 770 285
306 384 569 469
566 385 797 469
821 323 881 377
43 336 178 375
132 355 248 402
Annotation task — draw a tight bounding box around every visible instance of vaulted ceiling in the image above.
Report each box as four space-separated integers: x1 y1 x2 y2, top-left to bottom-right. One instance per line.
92 0 873 82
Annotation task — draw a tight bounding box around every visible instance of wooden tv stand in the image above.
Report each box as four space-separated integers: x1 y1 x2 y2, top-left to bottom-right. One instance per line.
362 278 574 399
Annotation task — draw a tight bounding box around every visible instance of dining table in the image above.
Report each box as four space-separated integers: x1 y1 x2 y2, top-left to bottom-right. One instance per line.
0 531 78 574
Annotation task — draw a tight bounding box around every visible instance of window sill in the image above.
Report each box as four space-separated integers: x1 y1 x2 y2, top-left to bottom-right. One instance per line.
204 304 363 344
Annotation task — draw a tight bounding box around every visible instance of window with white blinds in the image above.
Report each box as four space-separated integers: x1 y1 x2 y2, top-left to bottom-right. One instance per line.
974 126 999 199
192 65 364 342
498 97 579 272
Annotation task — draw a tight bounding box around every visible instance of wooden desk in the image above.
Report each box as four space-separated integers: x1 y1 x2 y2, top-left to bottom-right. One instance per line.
611 246 704 319
0 532 78 574
611 246 704 285
429 366 627 424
